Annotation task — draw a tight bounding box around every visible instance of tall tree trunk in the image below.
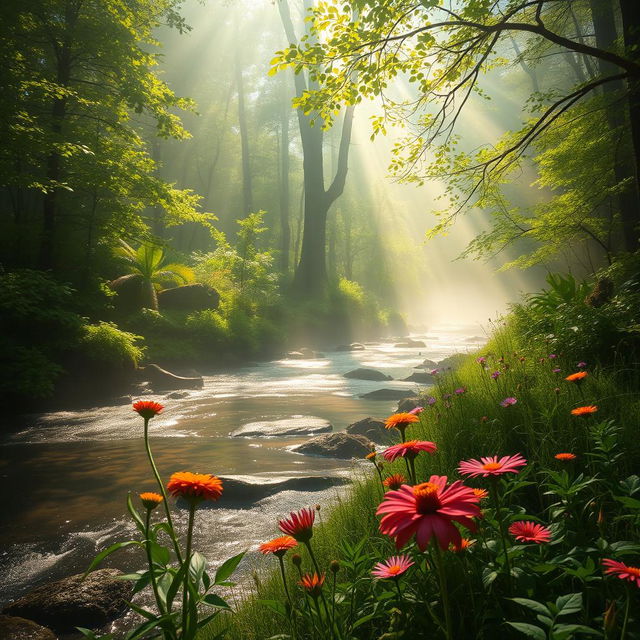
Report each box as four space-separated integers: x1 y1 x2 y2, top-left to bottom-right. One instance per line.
591 0 640 251
619 0 640 250
279 75 291 273
509 36 540 92
235 45 253 215
277 0 355 296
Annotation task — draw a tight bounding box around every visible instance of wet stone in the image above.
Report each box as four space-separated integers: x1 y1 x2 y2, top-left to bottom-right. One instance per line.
231 416 333 437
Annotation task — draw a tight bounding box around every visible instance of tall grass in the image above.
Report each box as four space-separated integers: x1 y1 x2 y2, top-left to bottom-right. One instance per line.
201 321 639 639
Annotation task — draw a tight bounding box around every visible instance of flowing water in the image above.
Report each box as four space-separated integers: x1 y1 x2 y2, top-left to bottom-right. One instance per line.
0 326 483 631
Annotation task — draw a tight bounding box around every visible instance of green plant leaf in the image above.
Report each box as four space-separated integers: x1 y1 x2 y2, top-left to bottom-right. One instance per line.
510 598 552 618
555 593 582 616
84 541 140 576
203 593 231 609
506 622 547 639
214 551 245 584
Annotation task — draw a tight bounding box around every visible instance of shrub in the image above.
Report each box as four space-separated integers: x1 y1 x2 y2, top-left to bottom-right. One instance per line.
78 321 145 368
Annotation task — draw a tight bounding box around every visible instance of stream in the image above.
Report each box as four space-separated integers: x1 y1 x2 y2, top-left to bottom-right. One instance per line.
0 326 483 631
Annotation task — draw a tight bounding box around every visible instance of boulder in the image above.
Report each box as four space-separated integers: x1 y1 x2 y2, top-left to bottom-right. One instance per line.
436 353 467 371
285 351 307 360
231 416 333 437
393 339 426 348
346 417 393 444
402 372 434 384
335 343 365 352
398 397 421 412
2 569 133 632
297 347 316 358
157 283 219 312
294 433 373 459
139 363 203 390
360 388 418 400
415 358 439 369
166 391 189 399
343 368 392 381
0 615 56 640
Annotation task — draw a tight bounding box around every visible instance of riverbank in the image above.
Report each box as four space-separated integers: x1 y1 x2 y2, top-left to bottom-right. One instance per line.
202 319 640 639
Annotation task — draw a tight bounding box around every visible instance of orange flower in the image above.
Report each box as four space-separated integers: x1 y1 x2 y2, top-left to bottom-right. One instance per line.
365 451 377 461
565 371 588 383
451 538 476 552
139 492 163 510
383 474 406 490
133 400 164 420
571 405 598 416
554 453 577 461
472 488 489 500
384 413 420 435
167 472 223 502
299 572 325 598
259 536 297 557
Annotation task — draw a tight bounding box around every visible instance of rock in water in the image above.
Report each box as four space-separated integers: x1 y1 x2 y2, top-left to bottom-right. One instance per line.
294 433 373 459
398 397 421 412
157 283 220 311
166 391 190 399
436 354 467 371
231 416 333 437
0 616 57 640
2 569 133 632
139 363 203 390
346 417 394 444
360 388 418 400
335 343 365 351
402 372 434 383
343 368 392 381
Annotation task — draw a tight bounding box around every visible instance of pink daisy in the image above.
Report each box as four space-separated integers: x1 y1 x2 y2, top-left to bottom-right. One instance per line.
508 520 552 544
371 555 414 579
377 476 481 551
602 559 640 588
500 397 517 407
383 440 437 462
457 453 527 478
278 507 315 543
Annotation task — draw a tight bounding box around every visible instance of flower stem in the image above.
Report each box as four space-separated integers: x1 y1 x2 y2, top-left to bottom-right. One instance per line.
620 591 631 640
143 418 183 563
144 509 167 616
432 541 453 640
489 477 512 589
181 502 196 638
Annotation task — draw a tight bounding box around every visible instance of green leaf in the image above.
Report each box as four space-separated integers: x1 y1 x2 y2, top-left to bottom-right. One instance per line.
189 551 207 586
506 622 547 640
84 541 140 576
127 493 147 534
510 598 552 618
214 551 245 585
553 623 602 637
555 593 582 616
149 541 171 566
203 593 231 609
257 599 287 617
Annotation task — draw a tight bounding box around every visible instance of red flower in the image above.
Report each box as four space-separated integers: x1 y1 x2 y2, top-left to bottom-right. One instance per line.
602 559 640 588
554 453 577 461
299 572 325 597
508 520 552 544
451 538 476 552
377 476 481 551
278 507 315 543
371 555 414 579
457 453 527 478
133 400 164 420
565 371 588 382
571 405 598 416
383 474 407 490
167 472 223 502
383 440 437 462
259 536 297 557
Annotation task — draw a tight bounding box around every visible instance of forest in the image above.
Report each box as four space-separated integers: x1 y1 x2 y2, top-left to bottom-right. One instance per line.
0 1 639 639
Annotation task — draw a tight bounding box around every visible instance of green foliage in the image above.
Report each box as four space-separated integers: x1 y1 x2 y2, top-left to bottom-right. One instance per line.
79 322 145 369
0 269 83 399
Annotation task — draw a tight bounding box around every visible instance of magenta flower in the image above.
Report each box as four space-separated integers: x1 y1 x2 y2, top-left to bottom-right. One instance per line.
455 387 466 395
500 397 517 407
371 555 414 579
457 453 527 478
430 369 439 376
278 508 316 543
602 559 640 588
491 371 501 380
577 361 587 369
476 357 487 365
409 406 424 415
552 368 561 373
425 396 437 406
549 354 558 359
383 440 437 462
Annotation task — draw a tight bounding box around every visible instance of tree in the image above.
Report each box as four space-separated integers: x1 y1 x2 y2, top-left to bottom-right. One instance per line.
275 0 355 296
0 0 210 276
271 0 640 256
111 241 194 311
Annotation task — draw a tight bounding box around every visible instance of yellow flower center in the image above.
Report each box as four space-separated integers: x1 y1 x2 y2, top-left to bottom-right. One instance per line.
414 482 442 514
482 462 502 471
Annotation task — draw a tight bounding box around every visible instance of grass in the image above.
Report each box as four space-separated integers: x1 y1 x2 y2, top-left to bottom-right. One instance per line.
200 320 640 640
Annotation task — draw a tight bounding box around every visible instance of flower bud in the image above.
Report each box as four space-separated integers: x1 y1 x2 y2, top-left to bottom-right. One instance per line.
330 560 340 574
291 553 302 567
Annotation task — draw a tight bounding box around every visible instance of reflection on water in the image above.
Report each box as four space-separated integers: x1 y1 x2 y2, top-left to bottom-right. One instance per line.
0 327 481 611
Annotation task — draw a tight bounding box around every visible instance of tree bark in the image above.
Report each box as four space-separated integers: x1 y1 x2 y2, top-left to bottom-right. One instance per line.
279 74 291 273
592 0 640 251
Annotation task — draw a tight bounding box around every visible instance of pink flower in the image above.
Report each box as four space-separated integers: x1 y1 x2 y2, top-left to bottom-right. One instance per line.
549 354 558 359
278 507 315 543
377 476 481 551
457 453 527 478
455 387 466 395
577 361 587 369
425 396 437 406
602 559 640 588
409 406 424 415
552 368 561 374
476 357 487 364
430 369 439 376
491 371 501 380
371 555 414 579
500 397 517 407
383 440 437 462
509 521 552 544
